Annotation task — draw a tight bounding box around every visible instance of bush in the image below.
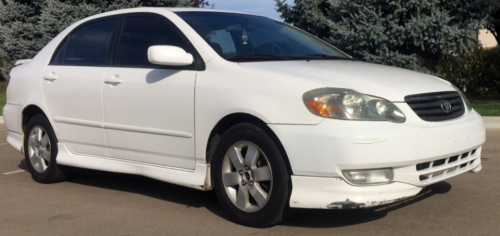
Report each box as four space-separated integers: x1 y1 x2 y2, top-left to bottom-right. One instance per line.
0 81 5 116
0 58 3 81
437 46 500 96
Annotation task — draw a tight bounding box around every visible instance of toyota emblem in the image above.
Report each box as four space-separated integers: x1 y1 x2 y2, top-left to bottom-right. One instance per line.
440 100 452 113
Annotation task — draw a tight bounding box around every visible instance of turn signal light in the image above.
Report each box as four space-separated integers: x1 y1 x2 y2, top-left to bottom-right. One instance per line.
306 99 329 116
305 99 345 117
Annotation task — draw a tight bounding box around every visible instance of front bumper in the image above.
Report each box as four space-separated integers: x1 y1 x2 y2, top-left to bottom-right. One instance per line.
290 176 422 209
269 104 485 209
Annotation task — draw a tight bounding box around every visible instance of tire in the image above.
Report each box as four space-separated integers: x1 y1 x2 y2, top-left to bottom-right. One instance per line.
212 123 291 227
24 114 66 183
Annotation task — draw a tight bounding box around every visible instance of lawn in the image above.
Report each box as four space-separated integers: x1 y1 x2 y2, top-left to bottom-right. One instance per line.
0 81 5 116
470 100 500 116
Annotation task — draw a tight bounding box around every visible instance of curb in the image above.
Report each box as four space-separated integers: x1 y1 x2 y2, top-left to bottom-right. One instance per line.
483 116 500 129
0 116 499 128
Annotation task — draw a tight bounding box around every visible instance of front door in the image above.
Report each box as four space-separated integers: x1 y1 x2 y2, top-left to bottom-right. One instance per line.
102 14 197 169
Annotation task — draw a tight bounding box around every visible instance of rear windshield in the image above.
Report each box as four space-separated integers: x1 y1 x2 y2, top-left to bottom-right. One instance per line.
176 12 352 62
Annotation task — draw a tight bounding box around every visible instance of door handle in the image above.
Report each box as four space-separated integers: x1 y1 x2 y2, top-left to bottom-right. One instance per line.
44 73 57 81
104 75 122 85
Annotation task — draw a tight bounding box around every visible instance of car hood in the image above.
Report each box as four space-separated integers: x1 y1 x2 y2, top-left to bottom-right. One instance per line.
238 60 453 102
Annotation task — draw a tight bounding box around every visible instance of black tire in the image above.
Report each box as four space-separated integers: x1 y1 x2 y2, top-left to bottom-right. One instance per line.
212 123 291 227
24 114 66 183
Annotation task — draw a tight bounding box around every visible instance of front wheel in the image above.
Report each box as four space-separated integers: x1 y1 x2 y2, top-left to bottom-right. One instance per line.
212 123 291 227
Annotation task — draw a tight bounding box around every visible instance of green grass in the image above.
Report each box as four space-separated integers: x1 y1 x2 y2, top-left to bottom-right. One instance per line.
0 81 5 116
471 100 500 116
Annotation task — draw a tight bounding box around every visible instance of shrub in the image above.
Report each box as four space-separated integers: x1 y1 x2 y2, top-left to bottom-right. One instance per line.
0 58 3 81
437 46 500 96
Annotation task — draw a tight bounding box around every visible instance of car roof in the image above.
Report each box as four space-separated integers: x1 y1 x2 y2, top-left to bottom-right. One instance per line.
87 7 270 21
70 7 273 32
164 7 242 14
162 7 268 19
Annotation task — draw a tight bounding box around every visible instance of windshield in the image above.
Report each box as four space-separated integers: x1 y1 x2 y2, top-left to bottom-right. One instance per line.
176 12 353 62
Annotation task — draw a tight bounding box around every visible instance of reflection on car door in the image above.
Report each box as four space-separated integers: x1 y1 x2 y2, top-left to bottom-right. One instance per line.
42 18 117 156
102 14 197 169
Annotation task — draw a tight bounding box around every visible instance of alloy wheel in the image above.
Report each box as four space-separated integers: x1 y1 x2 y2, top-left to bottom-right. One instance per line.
27 126 51 173
222 141 273 213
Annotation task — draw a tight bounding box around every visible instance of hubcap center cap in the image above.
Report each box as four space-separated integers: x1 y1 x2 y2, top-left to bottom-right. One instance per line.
242 170 254 183
35 145 42 156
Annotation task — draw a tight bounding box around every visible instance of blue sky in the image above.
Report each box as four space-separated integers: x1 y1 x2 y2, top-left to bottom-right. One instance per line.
208 0 292 20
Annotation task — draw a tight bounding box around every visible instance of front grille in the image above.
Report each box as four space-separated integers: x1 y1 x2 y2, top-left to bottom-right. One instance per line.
416 148 479 183
405 91 465 121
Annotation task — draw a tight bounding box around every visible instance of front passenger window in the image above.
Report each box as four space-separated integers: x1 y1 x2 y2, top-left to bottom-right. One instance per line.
118 16 186 67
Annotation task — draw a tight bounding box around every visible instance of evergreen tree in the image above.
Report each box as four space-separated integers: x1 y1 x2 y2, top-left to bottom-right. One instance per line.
485 4 500 44
276 0 330 39
191 0 210 8
0 0 43 78
0 0 191 78
276 0 496 71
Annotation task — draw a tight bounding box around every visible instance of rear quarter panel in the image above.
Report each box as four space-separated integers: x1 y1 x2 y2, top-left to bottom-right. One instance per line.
6 36 65 139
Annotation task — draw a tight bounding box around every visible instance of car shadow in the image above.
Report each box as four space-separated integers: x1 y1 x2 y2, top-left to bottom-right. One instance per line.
18 159 28 170
145 69 181 84
70 167 232 220
17 160 231 221
18 160 451 227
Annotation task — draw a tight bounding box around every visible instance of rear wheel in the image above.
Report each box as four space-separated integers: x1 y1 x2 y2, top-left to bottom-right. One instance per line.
212 123 291 227
24 114 66 183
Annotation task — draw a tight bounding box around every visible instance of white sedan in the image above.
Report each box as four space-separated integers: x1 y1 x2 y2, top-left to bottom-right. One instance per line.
2 8 485 227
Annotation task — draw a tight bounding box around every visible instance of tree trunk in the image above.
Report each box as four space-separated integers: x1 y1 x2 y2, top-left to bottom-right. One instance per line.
495 24 500 44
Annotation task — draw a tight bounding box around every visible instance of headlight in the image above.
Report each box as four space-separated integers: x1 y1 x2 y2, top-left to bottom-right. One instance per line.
303 88 406 122
343 168 394 185
452 85 472 111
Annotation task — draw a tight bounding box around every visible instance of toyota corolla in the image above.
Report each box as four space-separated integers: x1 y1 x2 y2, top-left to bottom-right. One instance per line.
2 8 485 227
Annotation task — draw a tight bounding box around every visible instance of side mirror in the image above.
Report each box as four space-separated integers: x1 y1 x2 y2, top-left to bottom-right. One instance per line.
148 46 194 66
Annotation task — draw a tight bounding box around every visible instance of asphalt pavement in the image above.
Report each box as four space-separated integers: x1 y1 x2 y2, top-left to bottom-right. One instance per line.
0 123 499 235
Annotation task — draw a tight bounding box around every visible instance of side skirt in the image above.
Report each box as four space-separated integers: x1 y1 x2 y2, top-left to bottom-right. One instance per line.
56 143 211 191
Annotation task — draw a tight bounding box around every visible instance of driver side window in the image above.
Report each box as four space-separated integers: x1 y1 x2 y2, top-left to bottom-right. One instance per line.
117 15 186 67
207 29 237 58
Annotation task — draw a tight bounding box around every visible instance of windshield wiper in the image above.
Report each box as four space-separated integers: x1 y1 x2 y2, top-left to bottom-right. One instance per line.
296 54 358 61
228 53 290 61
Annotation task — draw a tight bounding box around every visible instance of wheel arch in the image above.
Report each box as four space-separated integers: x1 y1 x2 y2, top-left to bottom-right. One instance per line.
22 105 50 132
12 104 48 154
205 113 293 175
20 105 56 149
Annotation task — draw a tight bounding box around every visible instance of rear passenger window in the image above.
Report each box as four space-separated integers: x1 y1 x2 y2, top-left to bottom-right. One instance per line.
50 37 68 65
118 16 186 67
64 19 116 66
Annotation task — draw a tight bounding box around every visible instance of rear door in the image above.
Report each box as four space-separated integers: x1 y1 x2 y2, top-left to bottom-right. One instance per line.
42 18 118 156
102 14 198 169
